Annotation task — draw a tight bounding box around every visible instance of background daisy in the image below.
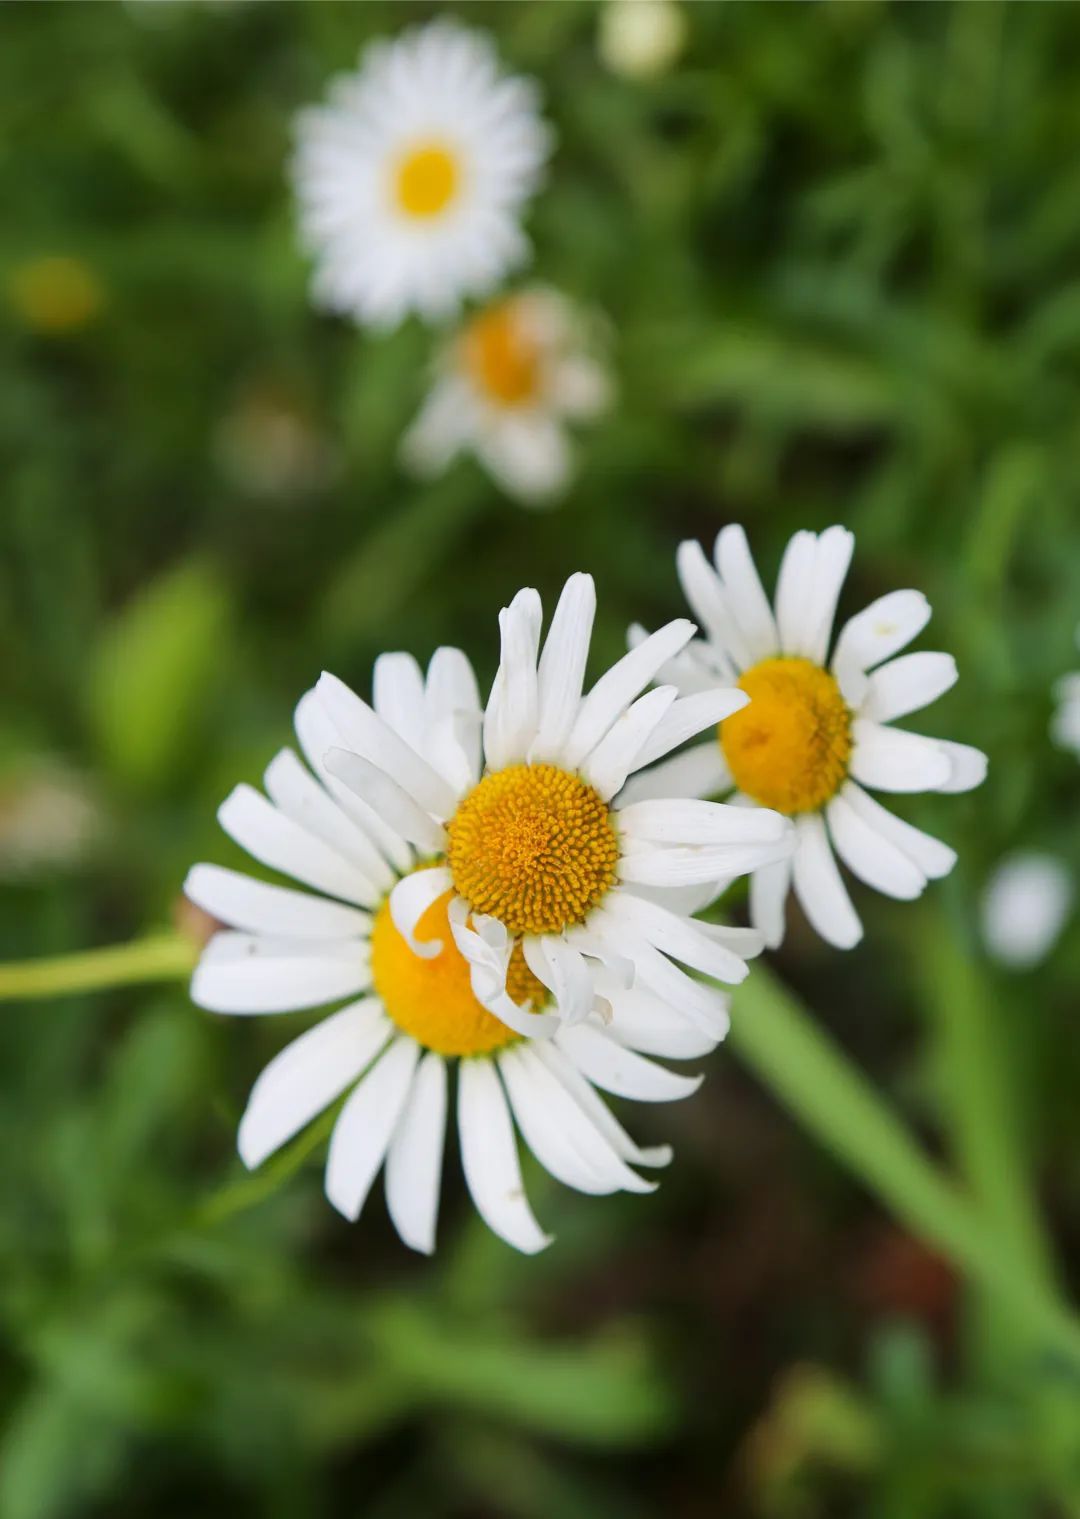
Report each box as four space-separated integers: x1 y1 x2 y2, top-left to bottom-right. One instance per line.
627 525 987 950
1052 624 1080 758
292 19 552 328
980 852 1074 969
185 674 724 1255
402 286 612 505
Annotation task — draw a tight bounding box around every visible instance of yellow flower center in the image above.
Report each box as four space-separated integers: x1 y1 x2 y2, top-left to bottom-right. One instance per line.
446 763 620 936
370 888 545 1057
721 657 852 815
461 300 543 408
395 142 460 219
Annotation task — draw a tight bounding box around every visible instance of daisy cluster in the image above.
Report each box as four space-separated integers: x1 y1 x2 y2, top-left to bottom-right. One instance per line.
187 529 990 1255
293 19 608 505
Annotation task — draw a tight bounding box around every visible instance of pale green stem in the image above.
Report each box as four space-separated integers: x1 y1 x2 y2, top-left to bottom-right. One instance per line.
729 963 1080 1370
0 932 195 1002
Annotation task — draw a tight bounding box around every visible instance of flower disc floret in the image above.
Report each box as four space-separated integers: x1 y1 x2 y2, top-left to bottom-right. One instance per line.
722 656 852 815
446 763 619 936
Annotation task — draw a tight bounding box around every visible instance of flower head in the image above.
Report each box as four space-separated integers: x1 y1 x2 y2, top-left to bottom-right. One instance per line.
402 287 612 505
629 525 987 950
980 852 1073 969
184 623 776 1251
1051 624 1080 759
292 21 552 329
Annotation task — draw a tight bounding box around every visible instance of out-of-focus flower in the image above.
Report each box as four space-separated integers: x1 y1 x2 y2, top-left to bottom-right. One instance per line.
1051 626 1080 758
215 381 339 501
291 20 552 329
184 593 782 1248
599 0 687 79
0 762 104 879
402 287 612 505
980 851 1073 969
7 255 105 335
626 526 987 949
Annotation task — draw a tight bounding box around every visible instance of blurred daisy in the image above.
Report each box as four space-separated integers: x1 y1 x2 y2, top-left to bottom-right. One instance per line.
598 0 687 79
185 633 777 1252
402 287 611 505
981 852 1073 969
292 20 552 329
626 526 987 950
1051 625 1080 758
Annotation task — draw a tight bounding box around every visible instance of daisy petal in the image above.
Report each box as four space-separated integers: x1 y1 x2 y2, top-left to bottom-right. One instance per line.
630 688 748 772
849 720 952 793
555 1022 701 1102
263 748 393 900
601 890 752 984
825 793 925 900
563 619 696 769
316 672 457 819
832 590 931 683
713 523 779 662
614 741 733 808
384 1051 447 1255
580 686 678 800
218 784 372 907
840 782 956 880
862 652 958 723
534 1040 672 1166
388 867 454 959
522 935 596 1026
373 652 426 751
676 540 749 665
603 986 719 1059
191 932 370 1015
184 864 370 939
801 526 855 664
325 1037 420 1222
532 572 596 763
618 796 791 847
324 748 447 854
934 740 988 794
483 587 542 769
749 856 793 950
458 1058 551 1254
791 813 863 949
774 530 818 655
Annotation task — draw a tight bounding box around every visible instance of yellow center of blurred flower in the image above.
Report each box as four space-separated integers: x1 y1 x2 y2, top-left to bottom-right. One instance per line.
462 301 543 407
395 142 460 219
370 887 544 1056
721 657 852 814
8 255 104 334
446 763 619 936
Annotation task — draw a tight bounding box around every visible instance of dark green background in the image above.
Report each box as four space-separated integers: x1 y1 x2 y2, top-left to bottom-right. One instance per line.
3 2 1080 1514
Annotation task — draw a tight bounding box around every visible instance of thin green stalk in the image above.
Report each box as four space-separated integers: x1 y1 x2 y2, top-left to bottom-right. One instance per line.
729 962 1080 1372
0 932 195 1002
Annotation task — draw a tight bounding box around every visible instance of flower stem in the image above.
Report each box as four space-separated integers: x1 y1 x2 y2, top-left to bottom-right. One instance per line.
729 962 1080 1370
0 933 195 1002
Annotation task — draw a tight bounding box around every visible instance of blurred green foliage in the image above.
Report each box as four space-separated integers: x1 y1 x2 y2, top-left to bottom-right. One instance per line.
3 1 1080 1514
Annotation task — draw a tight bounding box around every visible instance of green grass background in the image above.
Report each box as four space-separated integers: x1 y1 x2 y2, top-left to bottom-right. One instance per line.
3 1 1080 1514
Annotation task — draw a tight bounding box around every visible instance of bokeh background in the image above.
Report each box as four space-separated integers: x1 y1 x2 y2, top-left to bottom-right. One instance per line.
4 2 1080 1514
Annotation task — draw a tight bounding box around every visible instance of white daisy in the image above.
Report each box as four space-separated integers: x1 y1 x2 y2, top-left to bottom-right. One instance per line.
1051 625 1080 758
292 20 552 329
184 639 774 1253
625 525 988 950
980 852 1073 969
402 286 612 506
314 573 793 1039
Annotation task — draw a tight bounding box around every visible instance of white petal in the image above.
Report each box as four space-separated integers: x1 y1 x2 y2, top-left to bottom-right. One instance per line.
384 1052 447 1254
522 935 596 1026
325 1037 420 1222
618 797 791 847
316 672 457 819
862 652 958 723
263 748 393 900
600 890 751 984
218 784 372 907
192 932 370 1014
447 897 560 1038
825 793 925 900
577 914 731 1039
555 1022 702 1102
388 867 453 959
848 720 952 793
482 587 542 769
563 619 696 770
579 686 678 800
774 530 818 655
800 526 855 664
840 782 956 880
532 572 596 762
457 1058 551 1254
934 740 988 794
832 589 932 683
373 652 426 751
791 813 862 949
238 1001 391 1168
676 540 749 666
498 1046 654 1194
614 741 732 808
630 688 748 772
617 837 794 889
713 524 779 662
425 646 482 783
603 986 719 1059
479 413 571 505
981 853 1074 969
749 856 793 949
184 863 370 939
324 748 447 854
532 1039 672 1167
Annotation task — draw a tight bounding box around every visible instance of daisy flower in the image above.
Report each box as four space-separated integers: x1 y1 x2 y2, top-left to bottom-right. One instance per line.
1051 625 1080 758
402 286 612 506
185 605 789 1252
980 852 1073 969
292 20 552 329
625 525 988 950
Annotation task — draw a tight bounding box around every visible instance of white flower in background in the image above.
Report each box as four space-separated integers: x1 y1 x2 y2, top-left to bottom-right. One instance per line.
184 620 782 1252
292 20 552 329
598 0 687 79
402 287 611 505
981 852 1073 969
625 526 988 950
1051 625 1080 758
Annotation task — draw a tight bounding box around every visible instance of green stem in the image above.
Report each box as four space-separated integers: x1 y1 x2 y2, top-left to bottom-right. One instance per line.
0 933 195 1002
729 962 1080 1370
